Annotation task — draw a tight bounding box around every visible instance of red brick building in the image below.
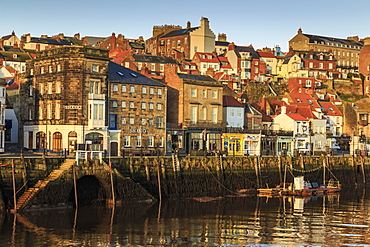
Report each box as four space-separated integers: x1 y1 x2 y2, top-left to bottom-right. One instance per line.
359 37 370 94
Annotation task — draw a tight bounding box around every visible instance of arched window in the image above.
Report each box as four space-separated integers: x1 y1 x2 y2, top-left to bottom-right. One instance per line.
36 132 46 149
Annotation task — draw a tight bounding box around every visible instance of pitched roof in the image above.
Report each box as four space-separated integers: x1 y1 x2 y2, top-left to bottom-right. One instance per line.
108 61 165 87
29 37 73 46
290 93 320 108
319 101 342 116
160 27 199 38
234 46 260 59
223 95 243 107
215 41 229 46
286 113 307 121
303 33 363 47
0 51 32 62
133 54 178 64
194 52 220 63
257 51 276 58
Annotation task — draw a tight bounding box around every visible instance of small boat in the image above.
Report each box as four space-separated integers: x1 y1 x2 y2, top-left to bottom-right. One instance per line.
258 176 341 197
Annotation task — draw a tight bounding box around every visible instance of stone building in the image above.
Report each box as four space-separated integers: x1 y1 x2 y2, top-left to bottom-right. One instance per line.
108 62 167 155
22 46 110 153
145 17 216 61
358 37 370 93
289 28 363 77
164 64 224 155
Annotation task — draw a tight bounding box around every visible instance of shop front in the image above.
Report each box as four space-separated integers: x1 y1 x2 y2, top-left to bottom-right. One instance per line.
277 136 293 156
243 134 261 156
186 129 222 156
222 133 244 156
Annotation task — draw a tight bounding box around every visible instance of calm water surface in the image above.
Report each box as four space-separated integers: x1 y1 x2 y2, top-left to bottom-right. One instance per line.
1 188 370 246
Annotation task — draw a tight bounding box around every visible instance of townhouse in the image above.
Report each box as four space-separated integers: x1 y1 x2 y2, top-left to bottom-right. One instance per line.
108 62 167 155
145 17 216 60
164 64 224 155
289 28 363 77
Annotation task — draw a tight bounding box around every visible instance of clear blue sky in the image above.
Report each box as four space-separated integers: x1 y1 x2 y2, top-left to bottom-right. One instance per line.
1 0 370 51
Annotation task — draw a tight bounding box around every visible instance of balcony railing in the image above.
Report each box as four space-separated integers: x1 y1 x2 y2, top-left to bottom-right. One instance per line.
88 119 106 129
88 93 105 100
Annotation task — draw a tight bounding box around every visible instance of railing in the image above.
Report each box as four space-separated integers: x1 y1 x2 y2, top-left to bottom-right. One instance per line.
88 93 105 100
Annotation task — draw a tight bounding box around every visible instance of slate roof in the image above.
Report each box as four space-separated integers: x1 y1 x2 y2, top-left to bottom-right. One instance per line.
129 42 145 49
0 51 32 62
29 37 73 45
83 36 106 46
292 50 336 61
1 35 12 40
216 41 229 46
2 46 23 52
177 73 217 82
234 46 260 59
133 54 178 64
108 61 165 87
160 27 199 38
303 33 363 47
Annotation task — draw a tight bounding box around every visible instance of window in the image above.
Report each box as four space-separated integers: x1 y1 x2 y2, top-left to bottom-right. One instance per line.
141 118 146 125
160 64 164 72
185 37 188 44
130 85 135 93
203 90 207 98
121 101 126 108
237 109 242 117
309 62 313 68
129 101 135 109
136 136 141 147
112 84 118 92
230 109 234 117
57 64 61 72
306 80 312 87
91 104 104 120
47 104 52 119
202 107 207 120
142 86 147 94
157 88 163 96
319 63 323 69
157 103 163 110
149 87 154 95
156 116 164 128
124 136 130 147
92 64 99 72
90 81 101 94
148 136 154 147
329 63 333 69
149 102 154 110
212 107 218 124
30 69 34 76
151 64 155 71
49 65 53 73
120 85 126 93
112 100 118 108
39 83 44 95
141 102 146 109
121 117 126 124
56 81 61 94
149 118 154 126
212 90 218 99
29 86 33 96
55 102 60 119
129 117 134 125
190 106 197 124
40 67 45 74
191 89 197 97
47 83 52 94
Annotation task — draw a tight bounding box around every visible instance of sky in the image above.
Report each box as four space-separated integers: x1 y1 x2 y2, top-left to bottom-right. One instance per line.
1 0 370 52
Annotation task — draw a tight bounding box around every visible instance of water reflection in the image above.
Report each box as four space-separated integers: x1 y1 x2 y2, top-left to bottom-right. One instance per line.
1 188 370 246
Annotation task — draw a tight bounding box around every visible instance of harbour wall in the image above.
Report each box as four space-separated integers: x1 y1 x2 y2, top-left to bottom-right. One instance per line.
0 155 368 208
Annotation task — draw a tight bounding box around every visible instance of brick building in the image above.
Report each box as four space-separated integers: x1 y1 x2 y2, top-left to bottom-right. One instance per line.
359 37 370 94
164 65 224 155
22 46 110 153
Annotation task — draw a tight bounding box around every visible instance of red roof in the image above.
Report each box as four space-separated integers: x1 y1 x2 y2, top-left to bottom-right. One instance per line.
257 51 276 58
6 80 19 90
286 113 307 121
290 93 320 108
319 101 342 116
223 95 243 107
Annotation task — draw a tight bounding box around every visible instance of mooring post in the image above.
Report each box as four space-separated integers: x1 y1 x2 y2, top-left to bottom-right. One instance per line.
73 163 78 209
254 155 260 189
361 157 366 184
11 159 16 212
278 155 282 184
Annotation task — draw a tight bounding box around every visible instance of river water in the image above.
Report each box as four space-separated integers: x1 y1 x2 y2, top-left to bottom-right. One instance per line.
1 187 370 246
